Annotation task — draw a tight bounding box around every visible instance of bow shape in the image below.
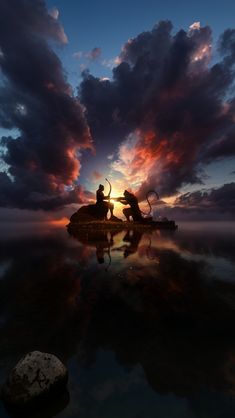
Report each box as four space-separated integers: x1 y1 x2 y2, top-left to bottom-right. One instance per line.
105 178 112 202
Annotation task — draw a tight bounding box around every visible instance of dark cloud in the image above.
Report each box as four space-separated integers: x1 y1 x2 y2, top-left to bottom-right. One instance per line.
156 182 235 220
80 21 235 198
218 27 235 64
79 71 127 154
0 0 93 210
175 182 235 211
1 10 235 211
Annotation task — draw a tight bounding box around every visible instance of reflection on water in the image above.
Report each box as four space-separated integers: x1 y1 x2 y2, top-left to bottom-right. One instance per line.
0 222 235 417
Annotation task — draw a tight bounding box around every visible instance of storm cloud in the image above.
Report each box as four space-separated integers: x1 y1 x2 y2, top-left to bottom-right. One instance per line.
1 7 235 212
0 0 93 210
153 182 235 220
175 182 235 212
80 21 235 200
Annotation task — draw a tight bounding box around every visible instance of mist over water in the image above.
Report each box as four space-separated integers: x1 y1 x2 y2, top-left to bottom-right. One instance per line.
0 221 235 418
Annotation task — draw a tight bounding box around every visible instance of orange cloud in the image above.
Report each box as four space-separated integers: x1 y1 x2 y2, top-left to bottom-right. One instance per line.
91 170 103 182
111 129 188 199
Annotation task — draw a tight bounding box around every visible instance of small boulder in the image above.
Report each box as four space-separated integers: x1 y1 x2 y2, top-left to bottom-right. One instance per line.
1 351 68 407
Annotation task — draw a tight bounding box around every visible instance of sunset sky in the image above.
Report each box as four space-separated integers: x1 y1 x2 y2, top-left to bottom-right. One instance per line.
0 0 235 220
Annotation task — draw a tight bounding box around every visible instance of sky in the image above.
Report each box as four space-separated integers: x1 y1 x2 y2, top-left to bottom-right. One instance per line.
0 0 235 220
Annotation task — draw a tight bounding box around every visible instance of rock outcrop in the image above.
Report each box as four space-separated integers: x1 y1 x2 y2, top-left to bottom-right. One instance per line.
70 204 108 223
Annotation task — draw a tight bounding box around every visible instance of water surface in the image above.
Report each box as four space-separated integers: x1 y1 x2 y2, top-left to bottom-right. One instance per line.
0 221 235 417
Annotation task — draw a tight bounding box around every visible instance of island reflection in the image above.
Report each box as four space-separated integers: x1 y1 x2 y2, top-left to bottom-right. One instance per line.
0 222 235 417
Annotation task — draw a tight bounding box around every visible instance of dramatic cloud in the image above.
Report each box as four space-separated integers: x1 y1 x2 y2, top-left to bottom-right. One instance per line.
0 0 93 210
175 182 235 212
1 9 235 212
111 130 203 199
153 182 235 220
80 20 235 198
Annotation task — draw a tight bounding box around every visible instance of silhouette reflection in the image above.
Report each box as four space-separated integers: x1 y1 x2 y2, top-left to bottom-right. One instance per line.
68 226 147 265
0 223 235 417
68 228 121 267
119 229 143 258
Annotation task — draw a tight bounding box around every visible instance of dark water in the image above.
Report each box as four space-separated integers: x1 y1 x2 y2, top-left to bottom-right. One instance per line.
0 221 235 418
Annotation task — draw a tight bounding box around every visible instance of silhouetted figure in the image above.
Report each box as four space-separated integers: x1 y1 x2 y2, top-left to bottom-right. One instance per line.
118 190 143 222
96 184 114 220
122 229 143 258
95 230 115 264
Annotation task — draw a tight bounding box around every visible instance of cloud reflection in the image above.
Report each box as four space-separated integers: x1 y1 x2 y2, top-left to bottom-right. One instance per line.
0 224 235 417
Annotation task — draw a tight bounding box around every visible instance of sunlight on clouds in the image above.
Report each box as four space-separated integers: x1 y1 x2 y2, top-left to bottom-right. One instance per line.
163 195 179 206
102 56 121 69
48 217 69 227
188 22 212 66
192 44 212 63
49 7 59 20
100 77 110 82
111 131 158 190
189 22 201 32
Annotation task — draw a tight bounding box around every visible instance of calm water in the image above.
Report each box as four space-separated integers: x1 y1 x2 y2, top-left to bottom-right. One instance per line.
0 221 235 418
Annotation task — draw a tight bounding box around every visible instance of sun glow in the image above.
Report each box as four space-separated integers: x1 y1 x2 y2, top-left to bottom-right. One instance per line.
163 195 178 206
49 217 69 227
109 188 125 218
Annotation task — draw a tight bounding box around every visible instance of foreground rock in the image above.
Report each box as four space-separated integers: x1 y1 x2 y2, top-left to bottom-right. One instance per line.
70 203 107 222
1 351 68 407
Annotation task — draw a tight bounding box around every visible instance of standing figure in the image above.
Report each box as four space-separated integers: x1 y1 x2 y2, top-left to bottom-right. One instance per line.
96 184 114 220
